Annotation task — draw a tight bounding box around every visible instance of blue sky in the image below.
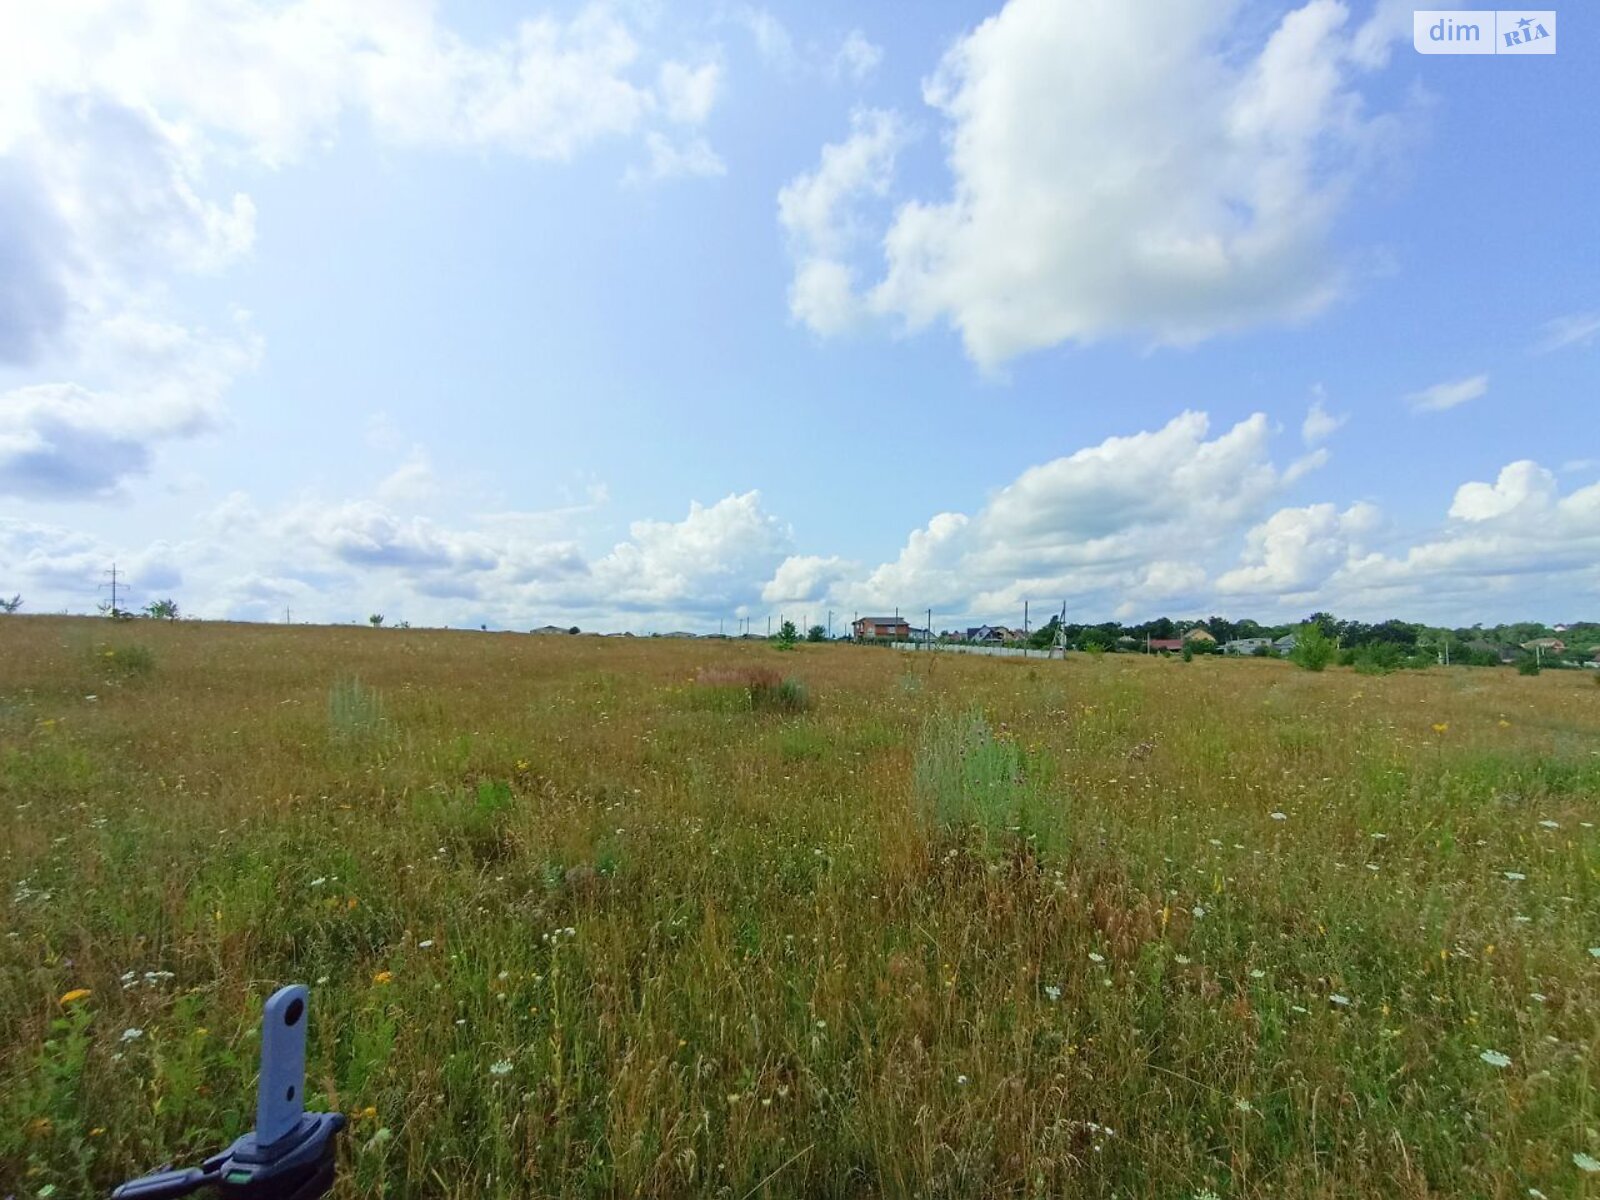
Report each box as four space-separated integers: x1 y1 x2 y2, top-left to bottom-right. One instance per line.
1 0 1596 631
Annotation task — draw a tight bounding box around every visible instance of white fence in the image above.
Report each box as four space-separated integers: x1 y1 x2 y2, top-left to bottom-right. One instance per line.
889 640 1062 659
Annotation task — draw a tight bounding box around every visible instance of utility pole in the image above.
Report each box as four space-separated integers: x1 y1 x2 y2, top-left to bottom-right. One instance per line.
284 606 291 625
927 608 932 652
827 610 833 640
101 563 124 616
766 615 771 637
1023 600 1029 658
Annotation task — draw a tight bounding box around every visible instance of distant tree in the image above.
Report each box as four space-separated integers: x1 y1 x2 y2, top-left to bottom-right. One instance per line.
1304 611 1341 640
1029 615 1062 649
806 624 826 643
0 594 20 614
1291 622 1335 671
368 614 385 627
144 598 179 621
568 626 580 634
1079 628 1113 653
774 619 799 649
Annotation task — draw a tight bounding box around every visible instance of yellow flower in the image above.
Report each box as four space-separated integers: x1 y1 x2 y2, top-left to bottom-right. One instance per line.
358 1106 378 1120
371 970 393 985
27 1117 54 1138
89 1127 106 1137
58 988 92 1006
1431 723 1448 734
1498 719 1511 728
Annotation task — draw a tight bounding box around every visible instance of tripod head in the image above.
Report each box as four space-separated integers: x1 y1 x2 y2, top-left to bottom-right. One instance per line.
113 985 344 1200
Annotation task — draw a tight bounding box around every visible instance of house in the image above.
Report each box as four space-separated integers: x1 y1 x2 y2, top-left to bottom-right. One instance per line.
907 627 935 643
854 616 910 640
530 625 570 635
1522 637 1565 653
1148 638 1186 652
966 625 1003 643
1183 627 1216 644
1273 633 1298 653
1222 637 1274 655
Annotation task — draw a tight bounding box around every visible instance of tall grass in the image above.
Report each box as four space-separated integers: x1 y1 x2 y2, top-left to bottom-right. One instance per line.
2 618 1598 1198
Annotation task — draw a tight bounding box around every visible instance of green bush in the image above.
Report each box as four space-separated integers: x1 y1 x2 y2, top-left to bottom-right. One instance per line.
752 675 809 714
1290 623 1334 672
913 710 1057 852
1516 658 1541 677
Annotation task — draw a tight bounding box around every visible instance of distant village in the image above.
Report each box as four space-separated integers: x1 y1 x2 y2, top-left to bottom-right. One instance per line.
524 614 1600 671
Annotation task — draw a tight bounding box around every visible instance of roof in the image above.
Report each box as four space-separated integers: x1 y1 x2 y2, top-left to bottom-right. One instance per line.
1148 638 1185 650
857 616 907 624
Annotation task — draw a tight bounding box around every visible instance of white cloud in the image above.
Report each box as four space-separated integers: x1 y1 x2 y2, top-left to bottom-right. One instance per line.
828 411 1320 621
1215 501 1379 595
782 0 1408 366
777 108 905 335
0 2 723 496
1448 459 1555 522
732 6 797 71
831 31 883 82
1302 394 1347 445
762 554 855 604
629 132 726 184
1406 373 1487 412
658 60 722 125
1535 311 1600 353
0 316 258 500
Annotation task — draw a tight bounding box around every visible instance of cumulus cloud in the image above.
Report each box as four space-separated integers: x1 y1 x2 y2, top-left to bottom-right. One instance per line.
1212 459 1600 618
0 316 257 500
762 554 856 605
1215 501 1380 595
778 108 905 335
0 2 723 496
824 411 1322 621
1406 373 1487 412
782 0 1408 366
1302 394 1347 444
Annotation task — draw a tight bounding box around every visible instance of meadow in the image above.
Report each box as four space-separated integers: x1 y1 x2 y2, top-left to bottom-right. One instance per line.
2 616 1598 1199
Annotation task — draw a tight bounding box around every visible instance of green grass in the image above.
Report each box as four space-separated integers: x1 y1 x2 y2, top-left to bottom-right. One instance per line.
1 617 1599 1198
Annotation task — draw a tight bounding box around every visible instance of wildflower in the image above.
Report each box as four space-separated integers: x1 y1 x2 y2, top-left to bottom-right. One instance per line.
1270 811 1287 821
58 988 92 1006
417 940 434 950
1191 905 1206 919
371 970 393 985
1234 1097 1253 1112
316 975 330 985
1174 954 1192 965
309 877 327 887
1539 820 1560 830
1329 994 1351 1007
1290 1004 1309 1013
1573 1152 1600 1173
1504 871 1526 882
1479 1049 1512 1068
955 1074 969 1086
488 1059 513 1077
120 1027 144 1042
1432 723 1448 734
1088 952 1105 963
359 1106 378 1119
1044 985 1061 1002
1249 969 1265 979
1590 948 1600 959
1531 992 1547 1002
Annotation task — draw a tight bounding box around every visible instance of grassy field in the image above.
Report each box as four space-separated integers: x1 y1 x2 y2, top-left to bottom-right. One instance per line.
2 616 1599 1199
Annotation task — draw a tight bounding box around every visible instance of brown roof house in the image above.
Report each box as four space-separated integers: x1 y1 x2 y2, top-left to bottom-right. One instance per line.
853 616 910 640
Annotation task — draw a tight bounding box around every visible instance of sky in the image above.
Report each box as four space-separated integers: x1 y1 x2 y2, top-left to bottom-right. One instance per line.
0 0 1596 633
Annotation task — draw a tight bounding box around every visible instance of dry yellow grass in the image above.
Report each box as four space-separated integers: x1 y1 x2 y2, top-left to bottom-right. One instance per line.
2 616 1598 1197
